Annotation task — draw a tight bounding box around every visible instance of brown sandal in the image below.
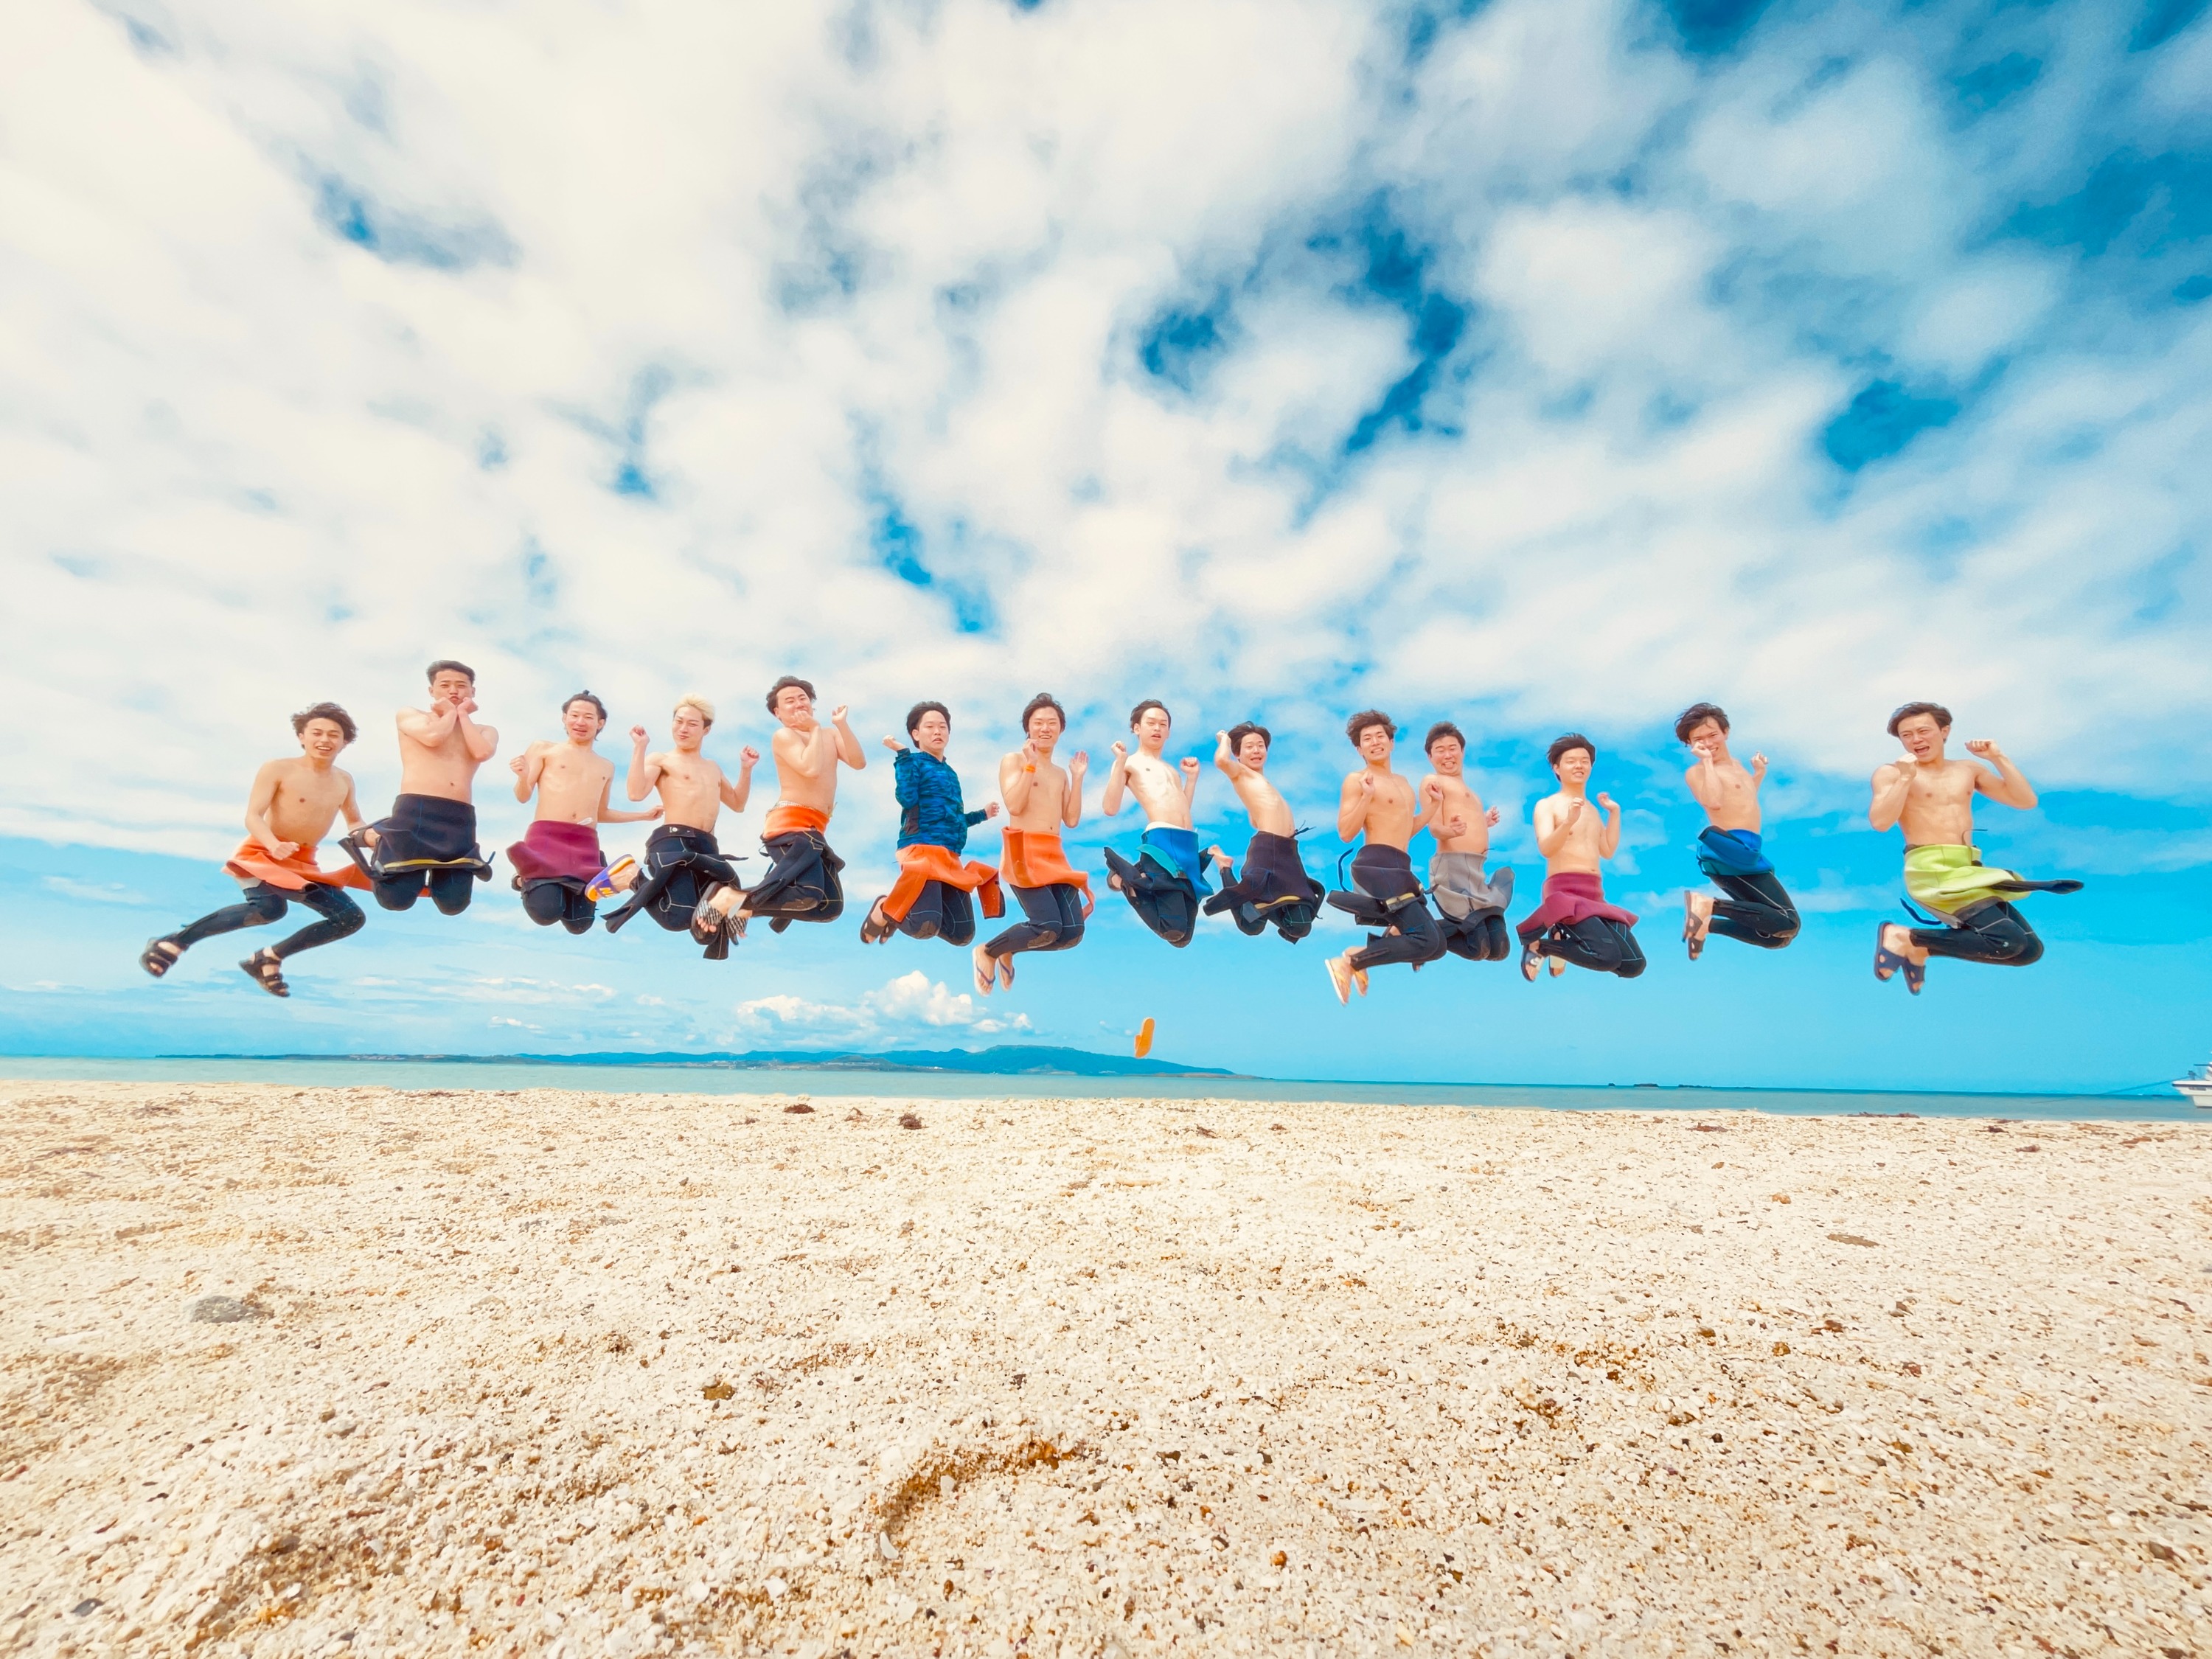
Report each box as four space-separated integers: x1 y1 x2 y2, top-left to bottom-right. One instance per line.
240 948 290 998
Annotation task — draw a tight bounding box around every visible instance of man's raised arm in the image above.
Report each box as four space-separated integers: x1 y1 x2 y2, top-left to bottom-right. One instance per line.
1868 761 1914 832
1100 742 1130 816
1596 792 1622 858
511 743 546 803
1213 731 1248 781
717 746 759 811
1336 772 1372 842
397 703 459 744
831 706 866 770
1002 747 1037 815
459 709 499 763
1179 755 1202 806
1966 740 2037 810
596 779 662 825
1533 798 1578 858
1062 751 1088 829
775 725 822 781
625 727 660 802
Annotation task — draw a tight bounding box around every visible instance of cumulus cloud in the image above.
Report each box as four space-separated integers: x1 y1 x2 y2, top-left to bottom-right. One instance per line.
1 0 2207 883
733 970 1032 1044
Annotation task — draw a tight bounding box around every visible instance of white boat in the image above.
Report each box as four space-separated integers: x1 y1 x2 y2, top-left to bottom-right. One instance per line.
2175 1059 2212 1107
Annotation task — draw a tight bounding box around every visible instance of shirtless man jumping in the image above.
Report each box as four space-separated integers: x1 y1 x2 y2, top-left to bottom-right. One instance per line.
1420 721 1512 962
1869 701 2079 995
1323 711 1462 1004
973 693 1091 995
349 659 498 915
504 691 661 934
601 695 757 956
694 676 863 940
1515 734 1645 982
1099 700 1214 947
141 702 371 998
1675 702 1798 960
1202 723 1324 942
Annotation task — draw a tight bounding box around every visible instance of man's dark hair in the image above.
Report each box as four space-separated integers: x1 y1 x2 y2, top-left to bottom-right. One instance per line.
905 700 951 739
291 701 358 745
1225 721 1270 757
1345 709 1396 746
1020 692 1067 734
1673 702 1730 744
1424 720 1466 754
1547 732 1596 769
766 675 816 714
1887 700 1953 735
563 690 608 724
1129 698 1170 730
426 658 475 684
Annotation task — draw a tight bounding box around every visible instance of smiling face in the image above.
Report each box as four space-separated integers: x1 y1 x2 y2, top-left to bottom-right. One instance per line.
1552 746 1593 785
773 684 817 731
1355 723 1394 766
428 668 474 708
911 709 951 757
1893 712 1948 762
1683 717 1728 757
1133 706 1170 750
1427 734 1464 776
1024 706 1063 750
670 707 709 751
563 700 607 744
297 718 349 764
1236 733 1268 771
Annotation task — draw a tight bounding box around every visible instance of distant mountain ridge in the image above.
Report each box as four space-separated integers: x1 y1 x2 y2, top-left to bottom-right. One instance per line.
184 1044 1239 1078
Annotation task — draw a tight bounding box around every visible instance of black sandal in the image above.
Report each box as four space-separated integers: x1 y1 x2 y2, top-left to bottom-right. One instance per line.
140 937 183 978
859 899 896 944
240 948 290 998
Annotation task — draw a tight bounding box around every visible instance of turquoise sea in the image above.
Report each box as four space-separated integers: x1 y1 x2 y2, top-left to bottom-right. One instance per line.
0 1056 2199 1121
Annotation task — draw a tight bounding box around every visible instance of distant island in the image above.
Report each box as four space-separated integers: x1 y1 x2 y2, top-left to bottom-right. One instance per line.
172 1044 1242 1079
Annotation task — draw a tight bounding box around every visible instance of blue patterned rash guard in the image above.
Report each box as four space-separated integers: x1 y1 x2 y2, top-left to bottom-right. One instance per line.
893 748 990 853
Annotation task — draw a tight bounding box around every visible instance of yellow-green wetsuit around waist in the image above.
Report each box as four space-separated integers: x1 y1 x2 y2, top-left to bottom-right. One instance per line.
1903 844 2076 918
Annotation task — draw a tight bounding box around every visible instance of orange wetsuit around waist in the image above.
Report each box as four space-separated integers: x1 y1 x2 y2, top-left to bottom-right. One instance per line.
762 804 831 838
224 840 372 892
881 845 1005 922
1001 828 1094 917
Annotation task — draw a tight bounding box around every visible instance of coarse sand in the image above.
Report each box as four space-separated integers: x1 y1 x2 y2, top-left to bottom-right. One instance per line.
2 1082 2209 1657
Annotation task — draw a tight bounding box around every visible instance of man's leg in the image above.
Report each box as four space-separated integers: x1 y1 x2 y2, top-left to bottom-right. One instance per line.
427 867 475 916
1475 914 1512 961
521 884 569 928
267 885 366 959
1604 919 1648 979
1708 872 1801 948
984 884 1083 959
937 886 977 948
1346 899 1446 972
561 888 597 936
149 885 288 972
1909 900 2045 967
1537 918 1624 973
898 883 949 941
372 875 424 912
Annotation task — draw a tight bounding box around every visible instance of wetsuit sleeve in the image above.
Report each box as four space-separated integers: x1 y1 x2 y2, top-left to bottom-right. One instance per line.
964 807 988 827
891 748 923 813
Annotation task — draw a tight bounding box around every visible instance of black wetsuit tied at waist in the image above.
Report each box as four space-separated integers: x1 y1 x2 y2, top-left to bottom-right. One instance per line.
603 825 742 936
349 794 490 917
1203 830 1325 942
745 830 846 930
1326 845 1444 972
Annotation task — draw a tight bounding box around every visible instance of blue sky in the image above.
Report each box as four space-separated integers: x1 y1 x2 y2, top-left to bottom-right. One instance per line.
3 0 2208 1090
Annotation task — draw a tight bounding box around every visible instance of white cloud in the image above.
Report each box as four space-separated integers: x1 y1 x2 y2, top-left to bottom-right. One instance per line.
732 969 1032 1044
41 875 154 905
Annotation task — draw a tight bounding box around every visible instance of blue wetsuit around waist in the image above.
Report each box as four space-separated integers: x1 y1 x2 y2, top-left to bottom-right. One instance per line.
1141 825 1213 894
1695 827 1774 879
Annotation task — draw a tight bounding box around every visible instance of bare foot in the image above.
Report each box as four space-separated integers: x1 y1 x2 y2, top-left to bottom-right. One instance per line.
972 945 995 997
1326 954 1354 1005
1683 891 1713 961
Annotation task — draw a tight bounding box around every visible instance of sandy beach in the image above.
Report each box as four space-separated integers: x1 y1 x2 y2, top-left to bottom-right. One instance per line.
2 1082 2208 1658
